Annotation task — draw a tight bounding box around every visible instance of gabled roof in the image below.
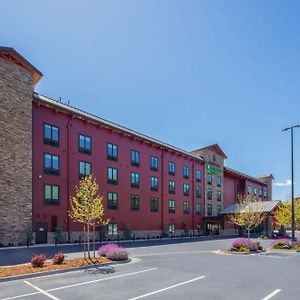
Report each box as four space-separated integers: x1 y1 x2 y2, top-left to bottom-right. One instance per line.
220 201 280 214
0 46 43 84
257 174 275 180
224 166 267 185
192 143 227 159
34 93 205 162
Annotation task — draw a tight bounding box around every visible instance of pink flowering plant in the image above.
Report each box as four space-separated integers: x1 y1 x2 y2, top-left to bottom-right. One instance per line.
231 238 259 252
97 243 129 261
271 238 292 249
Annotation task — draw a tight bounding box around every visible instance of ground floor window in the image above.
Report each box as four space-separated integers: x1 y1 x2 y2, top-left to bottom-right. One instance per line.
169 224 175 234
108 223 118 235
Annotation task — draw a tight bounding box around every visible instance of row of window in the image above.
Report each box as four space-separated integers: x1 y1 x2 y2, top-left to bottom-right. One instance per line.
207 173 222 186
44 154 202 196
247 186 267 198
207 188 222 201
206 204 223 216
44 124 203 179
44 184 202 214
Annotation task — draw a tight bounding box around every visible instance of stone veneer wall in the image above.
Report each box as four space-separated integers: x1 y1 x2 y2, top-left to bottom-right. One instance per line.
0 59 34 246
192 149 224 217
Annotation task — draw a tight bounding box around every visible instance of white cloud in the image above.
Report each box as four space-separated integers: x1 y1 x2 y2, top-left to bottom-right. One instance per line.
274 179 292 187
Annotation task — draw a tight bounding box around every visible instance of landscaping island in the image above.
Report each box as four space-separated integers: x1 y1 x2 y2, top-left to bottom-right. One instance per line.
1 243 129 278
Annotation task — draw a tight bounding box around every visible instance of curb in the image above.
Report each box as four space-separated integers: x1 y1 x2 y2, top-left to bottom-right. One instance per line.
0 258 132 283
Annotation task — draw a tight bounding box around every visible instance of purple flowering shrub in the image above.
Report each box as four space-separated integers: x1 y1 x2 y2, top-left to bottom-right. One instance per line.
97 243 119 257
231 238 258 252
106 247 129 261
271 238 292 249
97 243 129 261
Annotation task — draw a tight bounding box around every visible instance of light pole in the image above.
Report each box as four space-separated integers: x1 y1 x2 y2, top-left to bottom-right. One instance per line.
282 124 300 242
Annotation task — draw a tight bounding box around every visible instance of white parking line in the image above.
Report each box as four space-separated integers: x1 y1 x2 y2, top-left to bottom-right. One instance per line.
262 289 282 300
24 281 60 300
127 275 205 300
0 268 157 300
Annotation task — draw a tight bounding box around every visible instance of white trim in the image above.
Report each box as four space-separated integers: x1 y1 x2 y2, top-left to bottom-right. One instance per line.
261 289 281 300
127 276 205 300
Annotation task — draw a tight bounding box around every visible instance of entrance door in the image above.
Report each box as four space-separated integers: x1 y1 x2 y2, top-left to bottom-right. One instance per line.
206 222 220 235
35 222 48 244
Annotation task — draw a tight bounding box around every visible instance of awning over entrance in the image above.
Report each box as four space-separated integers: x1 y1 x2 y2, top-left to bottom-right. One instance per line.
220 201 280 215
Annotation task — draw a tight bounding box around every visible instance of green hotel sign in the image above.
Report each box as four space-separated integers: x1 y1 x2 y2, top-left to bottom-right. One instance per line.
207 164 222 175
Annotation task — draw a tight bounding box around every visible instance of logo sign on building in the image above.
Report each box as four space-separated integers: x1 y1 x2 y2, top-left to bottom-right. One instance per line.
207 164 222 175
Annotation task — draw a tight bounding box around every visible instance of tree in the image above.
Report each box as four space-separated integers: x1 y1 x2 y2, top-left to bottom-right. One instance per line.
228 192 267 239
69 175 109 259
274 198 300 229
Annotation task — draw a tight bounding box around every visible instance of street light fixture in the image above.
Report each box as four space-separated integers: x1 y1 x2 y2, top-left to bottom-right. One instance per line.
282 124 300 242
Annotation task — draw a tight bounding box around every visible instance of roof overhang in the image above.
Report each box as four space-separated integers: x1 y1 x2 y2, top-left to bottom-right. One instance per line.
224 166 267 185
220 201 280 215
0 46 43 85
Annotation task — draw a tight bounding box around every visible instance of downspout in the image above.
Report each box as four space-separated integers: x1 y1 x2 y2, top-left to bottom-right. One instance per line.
161 148 164 234
67 118 71 242
192 159 195 234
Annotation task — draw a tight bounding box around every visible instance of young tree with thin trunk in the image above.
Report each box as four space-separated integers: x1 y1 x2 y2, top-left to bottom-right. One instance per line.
228 192 267 239
69 175 109 259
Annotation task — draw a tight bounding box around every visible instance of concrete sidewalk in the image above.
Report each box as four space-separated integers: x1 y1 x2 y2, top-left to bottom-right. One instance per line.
0 235 235 266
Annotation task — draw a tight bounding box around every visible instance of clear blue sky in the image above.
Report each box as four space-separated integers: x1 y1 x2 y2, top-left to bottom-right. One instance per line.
1 1 300 201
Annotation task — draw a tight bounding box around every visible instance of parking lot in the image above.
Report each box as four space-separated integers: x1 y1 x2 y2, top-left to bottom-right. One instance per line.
0 238 299 300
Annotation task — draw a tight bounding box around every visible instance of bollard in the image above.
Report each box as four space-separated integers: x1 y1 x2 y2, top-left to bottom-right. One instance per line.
55 236 58 246
133 233 136 241
181 232 183 239
117 234 120 244
79 235 82 244
147 233 149 240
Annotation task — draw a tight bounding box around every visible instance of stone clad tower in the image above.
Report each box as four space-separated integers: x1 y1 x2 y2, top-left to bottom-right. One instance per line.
0 47 42 246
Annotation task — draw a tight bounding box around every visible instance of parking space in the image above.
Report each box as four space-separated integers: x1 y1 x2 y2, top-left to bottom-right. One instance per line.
0 239 299 300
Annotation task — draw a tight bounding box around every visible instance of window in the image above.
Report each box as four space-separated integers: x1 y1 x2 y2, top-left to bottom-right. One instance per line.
183 201 190 214
44 184 59 205
150 197 158 212
217 191 222 201
44 123 59 146
107 192 118 209
196 186 201 198
150 176 158 191
196 203 201 215
196 170 202 182
169 224 175 234
131 150 140 166
247 186 252 194
131 195 140 211
217 205 222 214
107 143 118 161
44 153 59 175
217 176 222 187
169 200 175 213
79 161 92 179
207 188 212 200
207 204 212 216
79 134 91 154
131 172 140 188
207 173 212 185
183 183 190 196
150 156 158 171
264 190 267 198
183 166 189 179
107 167 118 184
259 188 262 197
168 162 175 175
108 223 118 235
169 180 175 194
254 188 257 195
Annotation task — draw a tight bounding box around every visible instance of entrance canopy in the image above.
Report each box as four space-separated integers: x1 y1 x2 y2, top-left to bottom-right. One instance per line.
220 201 280 215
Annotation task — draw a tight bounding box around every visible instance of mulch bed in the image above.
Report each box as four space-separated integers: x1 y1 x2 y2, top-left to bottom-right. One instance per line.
0 257 111 278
